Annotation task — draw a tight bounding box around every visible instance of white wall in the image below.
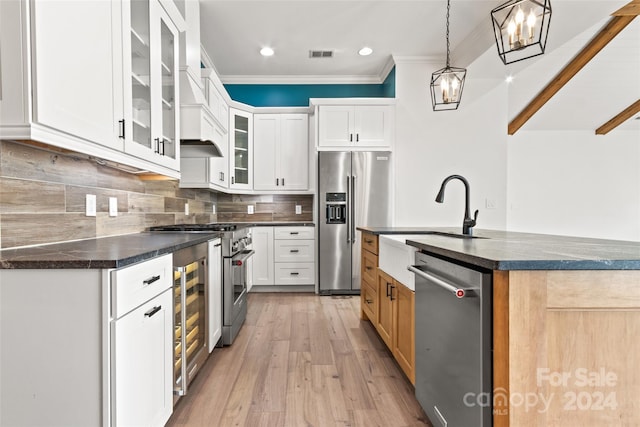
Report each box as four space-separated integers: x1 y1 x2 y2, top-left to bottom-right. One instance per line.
507 130 640 241
392 58 508 232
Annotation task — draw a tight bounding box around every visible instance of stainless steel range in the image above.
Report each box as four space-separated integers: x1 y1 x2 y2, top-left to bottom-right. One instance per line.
150 224 253 346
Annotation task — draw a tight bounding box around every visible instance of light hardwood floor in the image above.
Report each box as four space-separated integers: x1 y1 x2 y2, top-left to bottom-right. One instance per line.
166 293 430 427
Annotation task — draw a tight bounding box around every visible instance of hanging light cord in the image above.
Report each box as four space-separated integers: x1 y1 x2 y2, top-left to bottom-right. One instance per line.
445 0 451 68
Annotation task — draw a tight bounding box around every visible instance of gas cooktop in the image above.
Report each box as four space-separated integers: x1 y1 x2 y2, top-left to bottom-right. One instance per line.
149 223 239 232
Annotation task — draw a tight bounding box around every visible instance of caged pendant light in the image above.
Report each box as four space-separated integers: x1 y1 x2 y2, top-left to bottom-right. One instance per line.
491 0 552 65
430 0 467 111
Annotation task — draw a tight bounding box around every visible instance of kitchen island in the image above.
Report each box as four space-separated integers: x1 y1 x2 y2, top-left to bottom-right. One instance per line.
359 227 640 427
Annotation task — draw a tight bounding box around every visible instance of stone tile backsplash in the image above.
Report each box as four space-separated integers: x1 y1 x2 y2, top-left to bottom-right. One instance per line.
0 141 314 249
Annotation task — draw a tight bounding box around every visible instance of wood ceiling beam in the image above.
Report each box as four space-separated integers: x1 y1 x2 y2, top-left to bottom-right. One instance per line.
595 100 640 135
612 0 640 16
508 13 636 135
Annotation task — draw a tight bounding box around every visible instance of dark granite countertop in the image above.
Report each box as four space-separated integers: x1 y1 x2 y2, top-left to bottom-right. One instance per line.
358 226 640 271
232 222 315 227
0 232 220 269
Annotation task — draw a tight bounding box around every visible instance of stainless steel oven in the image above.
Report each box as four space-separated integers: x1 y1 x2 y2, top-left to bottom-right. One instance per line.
221 228 253 345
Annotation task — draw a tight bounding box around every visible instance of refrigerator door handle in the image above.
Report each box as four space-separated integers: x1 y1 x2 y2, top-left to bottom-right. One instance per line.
351 175 356 244
346 175 351 243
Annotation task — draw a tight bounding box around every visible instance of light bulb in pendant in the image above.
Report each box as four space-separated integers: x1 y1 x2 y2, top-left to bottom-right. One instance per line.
441 77 450 103
527 9 536 40
451 77 459 101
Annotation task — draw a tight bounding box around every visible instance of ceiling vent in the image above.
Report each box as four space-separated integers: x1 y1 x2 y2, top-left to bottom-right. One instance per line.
309 50 334 58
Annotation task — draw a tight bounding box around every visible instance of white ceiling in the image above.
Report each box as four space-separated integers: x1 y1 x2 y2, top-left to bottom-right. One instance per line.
198 0 640 132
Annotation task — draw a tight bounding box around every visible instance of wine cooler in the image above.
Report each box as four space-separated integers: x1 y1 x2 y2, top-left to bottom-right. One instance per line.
173 242 208 398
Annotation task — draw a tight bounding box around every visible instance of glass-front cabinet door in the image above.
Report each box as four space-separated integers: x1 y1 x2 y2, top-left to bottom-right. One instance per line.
123 0 179 171
229 108 253 190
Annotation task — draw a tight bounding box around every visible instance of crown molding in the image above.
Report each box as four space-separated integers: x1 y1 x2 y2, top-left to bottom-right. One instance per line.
219 74 387 85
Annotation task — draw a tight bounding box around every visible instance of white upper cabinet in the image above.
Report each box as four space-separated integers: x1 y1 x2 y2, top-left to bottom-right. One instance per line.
229 108 253 190
123 0 180 171
318 104 395 149
254 114 309 191
0 0 184 178
0 0 123 149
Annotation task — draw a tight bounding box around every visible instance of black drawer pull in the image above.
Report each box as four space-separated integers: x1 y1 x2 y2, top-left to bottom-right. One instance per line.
365 299 373 304
144 306 161 317
290 232 299 235
214 243 221 247
143 275 161 285
365 239 373 244
290 249 300 253
290 272 300 276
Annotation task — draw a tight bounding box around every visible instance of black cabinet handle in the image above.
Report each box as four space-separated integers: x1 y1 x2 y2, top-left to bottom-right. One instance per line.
154 137 160 154
290 232 299 235
144 305 161 317
118 119 125 139
290 249 299 253
356 133 359 142
290 272 300 276
143 275 161 285
365 239 373 244
214 243 221 247
349 133 353 142
282 178 285 186
276 178 279 186
365 299 373 304
390 285 396 301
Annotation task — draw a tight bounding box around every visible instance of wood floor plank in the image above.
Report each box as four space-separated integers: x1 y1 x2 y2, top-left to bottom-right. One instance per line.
166 293 430 427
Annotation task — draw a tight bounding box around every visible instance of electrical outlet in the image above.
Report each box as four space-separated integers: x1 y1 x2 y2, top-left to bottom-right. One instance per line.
185 203 189 216
247 205 254 215
212 205 216 214
295 205 302 215
485 198 496 209
109 197 118 217
86 194 97 217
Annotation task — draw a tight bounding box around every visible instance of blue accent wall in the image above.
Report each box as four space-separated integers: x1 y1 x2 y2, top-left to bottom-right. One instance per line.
224 67 395 107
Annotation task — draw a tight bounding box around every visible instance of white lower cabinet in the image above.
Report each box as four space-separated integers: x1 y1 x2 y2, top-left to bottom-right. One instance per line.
0 253 175 426
250 226 275 286
208 238 223 351
249 226 315 289
111 288 173 427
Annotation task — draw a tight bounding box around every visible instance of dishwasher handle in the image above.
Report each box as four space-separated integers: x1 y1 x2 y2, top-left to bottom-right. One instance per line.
408 265 469 298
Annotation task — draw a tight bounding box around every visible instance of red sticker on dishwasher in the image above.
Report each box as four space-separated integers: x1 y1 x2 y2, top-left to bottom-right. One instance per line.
455 289 465 298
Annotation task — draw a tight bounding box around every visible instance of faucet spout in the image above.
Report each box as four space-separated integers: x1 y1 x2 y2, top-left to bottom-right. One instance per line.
435 174 479 235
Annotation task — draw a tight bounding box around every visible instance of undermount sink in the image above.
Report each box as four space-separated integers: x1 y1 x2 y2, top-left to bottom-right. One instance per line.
426 231 486 239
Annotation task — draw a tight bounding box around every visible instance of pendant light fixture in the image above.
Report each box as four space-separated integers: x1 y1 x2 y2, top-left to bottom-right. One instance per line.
491 0 552 65
430 0 466 111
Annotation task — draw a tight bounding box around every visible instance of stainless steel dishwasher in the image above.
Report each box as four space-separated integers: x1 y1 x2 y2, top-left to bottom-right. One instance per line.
409 252 492 427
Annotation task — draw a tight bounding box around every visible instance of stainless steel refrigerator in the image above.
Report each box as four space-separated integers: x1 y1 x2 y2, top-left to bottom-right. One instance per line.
318 151 392 294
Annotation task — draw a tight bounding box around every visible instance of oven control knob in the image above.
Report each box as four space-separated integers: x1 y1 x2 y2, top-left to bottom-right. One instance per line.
233 260 243 266
455 289 465 298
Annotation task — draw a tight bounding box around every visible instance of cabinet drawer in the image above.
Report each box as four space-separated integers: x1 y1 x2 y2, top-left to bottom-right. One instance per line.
361 278 378 323
362 249 378 285
274 226 314 240
274 240 314 262
361 232 378 255
274 262 315 285
112 254 172 319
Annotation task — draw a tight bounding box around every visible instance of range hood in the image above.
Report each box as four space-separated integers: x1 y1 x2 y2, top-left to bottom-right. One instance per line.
179 67 224 157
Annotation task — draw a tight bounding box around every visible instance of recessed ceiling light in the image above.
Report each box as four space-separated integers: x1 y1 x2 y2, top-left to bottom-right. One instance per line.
260 47 274 57
358 47 373 56
505 75 514 83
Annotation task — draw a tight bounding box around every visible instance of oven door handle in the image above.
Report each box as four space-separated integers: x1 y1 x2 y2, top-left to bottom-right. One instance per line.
232 249 255 265
408 265 473 299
